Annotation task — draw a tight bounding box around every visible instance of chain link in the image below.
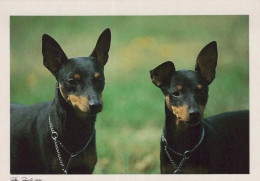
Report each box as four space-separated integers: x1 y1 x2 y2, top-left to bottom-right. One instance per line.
162 125 205 173
48 116 94 174
49 117 67 174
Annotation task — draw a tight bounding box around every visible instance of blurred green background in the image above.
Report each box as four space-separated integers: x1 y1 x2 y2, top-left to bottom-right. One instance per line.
10 16 249 174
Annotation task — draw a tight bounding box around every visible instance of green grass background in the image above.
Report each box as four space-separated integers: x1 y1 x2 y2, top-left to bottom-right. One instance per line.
10 16 249 174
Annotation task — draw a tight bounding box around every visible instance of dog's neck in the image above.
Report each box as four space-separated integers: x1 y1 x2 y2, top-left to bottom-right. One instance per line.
49 82 96 152
164 102 203 154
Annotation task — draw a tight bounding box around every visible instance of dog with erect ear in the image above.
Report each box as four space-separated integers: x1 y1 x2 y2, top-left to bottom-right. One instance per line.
150 41 249 174
11 28 111 174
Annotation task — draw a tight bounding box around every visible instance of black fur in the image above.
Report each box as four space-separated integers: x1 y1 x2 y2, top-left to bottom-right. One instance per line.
11 28 111 174
150 41 249 174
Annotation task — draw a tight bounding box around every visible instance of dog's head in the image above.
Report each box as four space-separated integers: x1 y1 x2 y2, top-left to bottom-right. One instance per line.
150 41 217 126
42 28 111 116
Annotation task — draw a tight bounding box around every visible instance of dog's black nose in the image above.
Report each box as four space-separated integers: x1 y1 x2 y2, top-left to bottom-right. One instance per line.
188 107 200 118
189 111 200 119
89 100 103 112
188 110 201 124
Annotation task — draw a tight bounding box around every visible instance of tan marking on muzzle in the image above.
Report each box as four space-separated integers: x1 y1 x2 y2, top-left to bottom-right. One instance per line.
171 105 189 125
94 73 101 79
166 93 206 126
165 95 172 111
59 83 89 112
198 84 203 89
166 96 189 124
59 83 68 99
74 74 81 79
67 95 89 112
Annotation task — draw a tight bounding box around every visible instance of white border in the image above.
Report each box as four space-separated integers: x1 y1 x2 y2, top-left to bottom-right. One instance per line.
1 0 259 180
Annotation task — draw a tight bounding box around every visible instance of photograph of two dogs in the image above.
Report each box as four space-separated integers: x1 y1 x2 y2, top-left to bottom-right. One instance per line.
10 16 249 174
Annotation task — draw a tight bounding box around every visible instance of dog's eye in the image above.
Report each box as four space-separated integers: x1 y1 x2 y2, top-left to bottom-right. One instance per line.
97 77 104 81
171 91 181 97
96 76 104 83
66 79 78 86
199 90 207 96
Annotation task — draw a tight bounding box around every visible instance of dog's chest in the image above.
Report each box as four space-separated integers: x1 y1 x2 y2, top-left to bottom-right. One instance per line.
162 156 210 174
181 142 210 173
180 162 209 174
51 151 97 174
161 139 211 174
50 142 97 174
71 151 97 169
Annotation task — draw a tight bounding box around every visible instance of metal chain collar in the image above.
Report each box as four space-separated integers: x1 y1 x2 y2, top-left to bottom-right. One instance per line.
161 125 205 173
48 116 95 174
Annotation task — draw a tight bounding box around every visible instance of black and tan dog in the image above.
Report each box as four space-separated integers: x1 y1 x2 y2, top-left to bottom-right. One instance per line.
150 41 249 174
11 29 111 174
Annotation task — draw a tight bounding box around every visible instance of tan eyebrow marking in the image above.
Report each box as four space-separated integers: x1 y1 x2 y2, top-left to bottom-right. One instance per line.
74 74 80 79
94 73 101 79
198 85 203 89
177 85 182 91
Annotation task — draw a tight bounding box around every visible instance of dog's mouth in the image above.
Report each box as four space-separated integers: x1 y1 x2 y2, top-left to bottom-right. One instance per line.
184 113 203 126
88 107 103 115
74 105 103 115
175 117 201 126
185 119 201 126
62 92 103 115
74 106 103 119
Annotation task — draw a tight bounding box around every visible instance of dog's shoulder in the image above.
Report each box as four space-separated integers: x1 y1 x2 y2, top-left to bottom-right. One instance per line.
11 101 51 117
202 111 249 173
204 110 249 135
11 102 51 136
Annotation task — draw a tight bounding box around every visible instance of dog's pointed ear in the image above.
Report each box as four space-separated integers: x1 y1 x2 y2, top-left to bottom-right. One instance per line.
91 28 111 66
42 34 68 75
150 61 175 88
195 41 218 85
